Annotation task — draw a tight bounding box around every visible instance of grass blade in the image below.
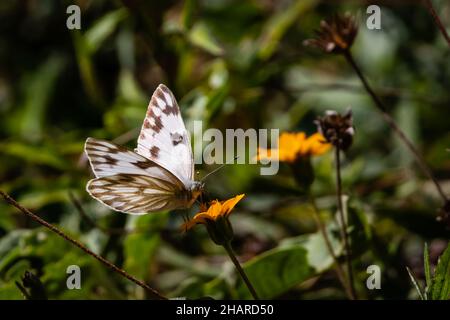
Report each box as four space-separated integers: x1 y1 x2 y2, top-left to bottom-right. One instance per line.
406 267 425 300
423 242 432 298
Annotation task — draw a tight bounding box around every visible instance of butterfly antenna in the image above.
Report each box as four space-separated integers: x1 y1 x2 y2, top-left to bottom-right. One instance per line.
200 156 239 182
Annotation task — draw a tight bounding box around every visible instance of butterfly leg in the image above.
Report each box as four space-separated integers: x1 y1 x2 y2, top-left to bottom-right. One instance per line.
181 209 190 224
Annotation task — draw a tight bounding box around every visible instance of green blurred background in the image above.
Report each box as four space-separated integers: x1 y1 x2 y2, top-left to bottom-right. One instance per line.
0 0 449 299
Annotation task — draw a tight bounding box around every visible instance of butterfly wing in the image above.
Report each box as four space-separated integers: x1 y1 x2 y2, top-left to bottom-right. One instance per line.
136 84 194 186
86 174 187 214
85 137 179 182
85 138 189 214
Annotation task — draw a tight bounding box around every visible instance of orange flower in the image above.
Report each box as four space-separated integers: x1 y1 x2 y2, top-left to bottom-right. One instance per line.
182 194 245 231
257 132 331 163
182 194 245 245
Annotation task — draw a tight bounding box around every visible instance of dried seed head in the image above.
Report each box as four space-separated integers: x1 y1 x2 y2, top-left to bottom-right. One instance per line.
304 13 358 54
315 109 354 151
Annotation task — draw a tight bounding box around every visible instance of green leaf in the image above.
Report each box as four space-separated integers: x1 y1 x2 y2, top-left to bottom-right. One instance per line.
430 242 450 300
123 213 168 280
72 31 104 107
423 242 432 297
188 22 224 56
72 8 127 108
85 9 128 53
156 243 220 278
182 0 195 29
15 55 65 141
237 245 314 299
0 282 23 300
205 220 341 299
124 232 160 281
0 142 67 169
117 69 147 104
406 266 425 300
18 190 70 208
280 224 342 273
0 230 31 272
257 0 317 60
0 203 16 231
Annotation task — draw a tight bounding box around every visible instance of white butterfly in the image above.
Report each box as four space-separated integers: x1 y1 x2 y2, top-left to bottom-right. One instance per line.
85 84 204 214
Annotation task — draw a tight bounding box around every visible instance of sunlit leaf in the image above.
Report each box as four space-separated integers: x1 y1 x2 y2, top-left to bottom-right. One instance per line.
237 245 314 299
258 0 317 60
430 242 450 300
188 22 224 56
281 225 342 273
85 9 128 53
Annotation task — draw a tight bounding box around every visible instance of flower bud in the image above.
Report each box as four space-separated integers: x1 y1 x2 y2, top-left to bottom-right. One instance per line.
205 215 234 246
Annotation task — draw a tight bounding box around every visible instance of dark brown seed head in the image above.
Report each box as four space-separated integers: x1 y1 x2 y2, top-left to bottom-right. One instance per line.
304 13 358 54
315 109 354 151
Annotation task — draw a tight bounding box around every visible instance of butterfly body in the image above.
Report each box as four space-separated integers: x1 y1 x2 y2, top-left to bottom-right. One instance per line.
177 181 204 207
85 84 203 214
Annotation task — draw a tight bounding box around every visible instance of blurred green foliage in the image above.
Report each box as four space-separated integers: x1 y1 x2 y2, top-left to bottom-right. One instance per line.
0 0 449 299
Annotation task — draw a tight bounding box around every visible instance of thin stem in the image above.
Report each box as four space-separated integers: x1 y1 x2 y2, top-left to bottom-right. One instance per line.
223 242 260 300
0 190 167 300
343 50 448 203
309 194 355 300
424 0 450 48
334 148 357 299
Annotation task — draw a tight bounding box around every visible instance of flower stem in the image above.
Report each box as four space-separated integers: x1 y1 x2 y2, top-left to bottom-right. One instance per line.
343 50 448 204
424 0 450 49
223 241 260 300
334 148 357 299
309 194 355 300
0 190 167 300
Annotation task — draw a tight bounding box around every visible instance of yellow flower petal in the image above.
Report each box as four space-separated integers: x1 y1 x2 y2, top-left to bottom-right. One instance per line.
305 132 331 155
221 194 245 216
206 200 222 219
256 131 330 163
191 212 215 222
182 194 246 231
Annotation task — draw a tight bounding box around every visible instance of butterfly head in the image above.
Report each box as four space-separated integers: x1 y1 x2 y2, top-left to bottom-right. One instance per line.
185 180 203 206
190 181 204 196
